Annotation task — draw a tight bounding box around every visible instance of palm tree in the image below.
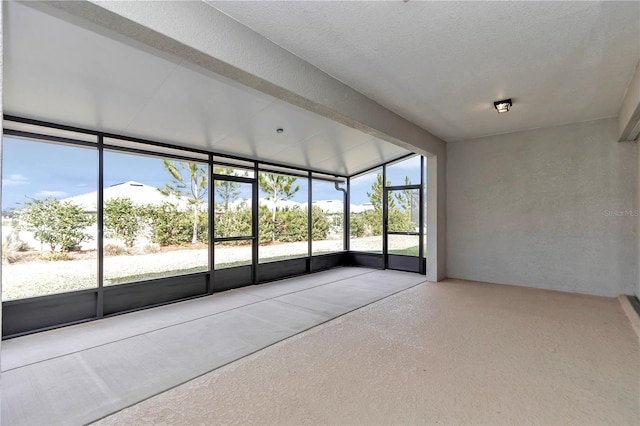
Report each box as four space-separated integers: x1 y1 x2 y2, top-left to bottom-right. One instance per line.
258 173 299 242
160 160 208 244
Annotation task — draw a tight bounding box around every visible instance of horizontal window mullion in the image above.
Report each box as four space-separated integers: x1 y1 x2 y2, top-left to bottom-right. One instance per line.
103 144 207 164
258 167 309 179
212 175 254 183
385 185 421 191
4 129 97 148
4 114 99 136
214 236 255 243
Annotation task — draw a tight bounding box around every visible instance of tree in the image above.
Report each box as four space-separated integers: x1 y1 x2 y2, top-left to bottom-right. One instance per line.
103 197 144 247
395 176 414 211
366 173 391 211
389 176 416 233
258 173 299 242
18 197 95 253
160 160 208 244
363 173 389 236
365 173 415 235
213 167 242 212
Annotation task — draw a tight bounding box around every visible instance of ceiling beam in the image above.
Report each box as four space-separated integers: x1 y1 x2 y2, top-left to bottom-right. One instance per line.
32 0 445 158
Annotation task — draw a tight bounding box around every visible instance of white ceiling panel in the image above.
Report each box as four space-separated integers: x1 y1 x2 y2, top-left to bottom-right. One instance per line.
212 101 327 158
4 1 180 132
210 1 640 141
270 129 370 174
126 62 274 152
315 139 409 175
3 1 412 176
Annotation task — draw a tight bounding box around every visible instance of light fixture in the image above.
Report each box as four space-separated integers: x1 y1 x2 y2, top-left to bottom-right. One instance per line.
276 128 284 133
493 98 512 114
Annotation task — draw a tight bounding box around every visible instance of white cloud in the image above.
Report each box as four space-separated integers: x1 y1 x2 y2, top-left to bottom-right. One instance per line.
35 190 69 198
3 174 30 186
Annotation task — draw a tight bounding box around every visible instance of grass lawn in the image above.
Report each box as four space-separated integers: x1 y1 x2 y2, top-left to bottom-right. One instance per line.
388 245 420 256
105 266 209 285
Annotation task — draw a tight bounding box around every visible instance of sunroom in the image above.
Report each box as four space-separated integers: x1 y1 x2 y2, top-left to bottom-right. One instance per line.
1 1 439 337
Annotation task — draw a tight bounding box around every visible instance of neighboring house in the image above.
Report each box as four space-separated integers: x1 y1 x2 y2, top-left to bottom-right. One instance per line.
63 181 187 213
6 182 193 251
313 200 343 214
350 203 374 214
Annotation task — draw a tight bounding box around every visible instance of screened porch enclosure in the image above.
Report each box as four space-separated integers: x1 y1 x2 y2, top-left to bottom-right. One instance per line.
1 116 428 338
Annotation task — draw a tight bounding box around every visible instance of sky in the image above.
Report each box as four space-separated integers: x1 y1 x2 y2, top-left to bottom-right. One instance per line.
2 137 424 210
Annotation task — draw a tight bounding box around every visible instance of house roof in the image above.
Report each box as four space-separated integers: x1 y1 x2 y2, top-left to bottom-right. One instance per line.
64 181 184 213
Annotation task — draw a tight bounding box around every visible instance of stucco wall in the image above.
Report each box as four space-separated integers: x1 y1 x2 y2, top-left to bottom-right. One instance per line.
447 118 637 297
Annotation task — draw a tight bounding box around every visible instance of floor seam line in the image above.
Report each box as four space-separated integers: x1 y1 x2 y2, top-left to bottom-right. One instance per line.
88 277 425 424
265 279 427 320
2 295 280 373
243 268 380 301
2 268 379 373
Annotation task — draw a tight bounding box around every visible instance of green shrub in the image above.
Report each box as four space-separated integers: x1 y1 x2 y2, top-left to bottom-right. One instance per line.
214 204 330 244
104 197 144 247
388 207 414 233
350 213 367 237
18 197 95 253
363 209 382 236
311 206 329 240
142 203 193 246
197 211 209 242
278 206 308 242
214 201 252 240
42 251 71 261
329 213 343 235
267 206 330 243
258 205 274 243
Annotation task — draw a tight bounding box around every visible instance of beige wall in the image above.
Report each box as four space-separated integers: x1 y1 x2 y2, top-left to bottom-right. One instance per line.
447 118 637 297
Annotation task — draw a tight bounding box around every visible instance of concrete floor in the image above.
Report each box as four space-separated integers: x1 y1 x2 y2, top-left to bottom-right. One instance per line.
1 267 426 425
95 277 640 425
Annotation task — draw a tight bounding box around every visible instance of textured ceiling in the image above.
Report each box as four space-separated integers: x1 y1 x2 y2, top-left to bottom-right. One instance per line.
3 2 411 176
210 1 640 142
